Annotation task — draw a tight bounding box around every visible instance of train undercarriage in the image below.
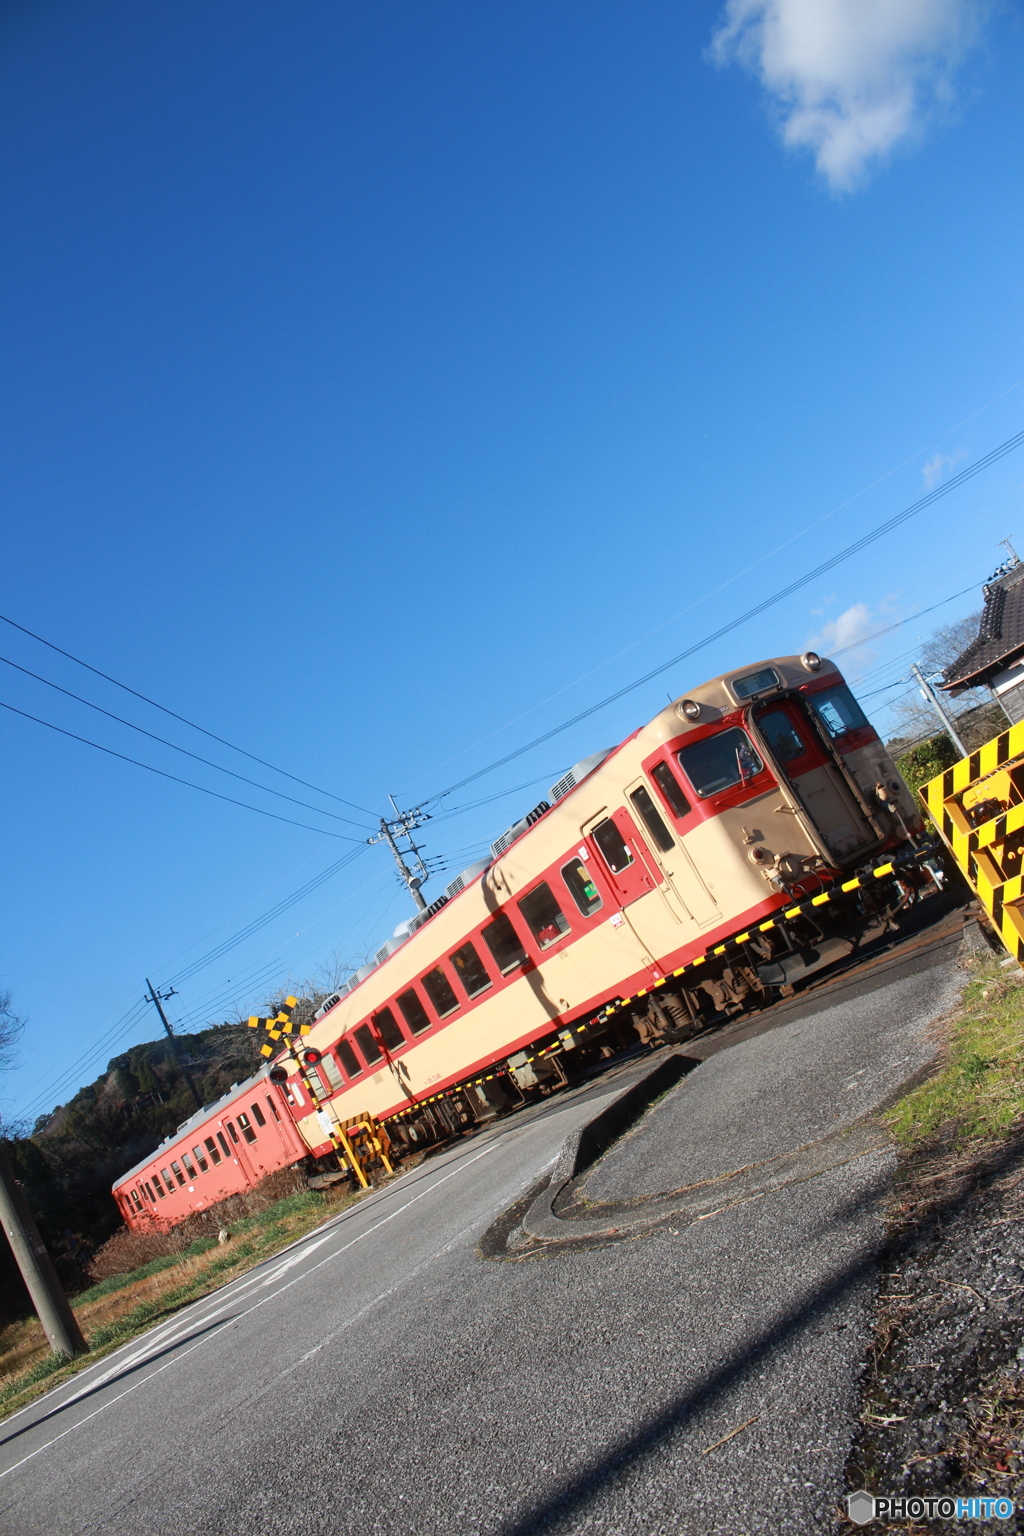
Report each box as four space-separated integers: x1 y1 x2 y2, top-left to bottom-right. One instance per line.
355 850 949 1170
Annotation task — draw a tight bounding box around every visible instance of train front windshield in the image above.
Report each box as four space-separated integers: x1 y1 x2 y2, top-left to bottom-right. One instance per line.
678 728 764 797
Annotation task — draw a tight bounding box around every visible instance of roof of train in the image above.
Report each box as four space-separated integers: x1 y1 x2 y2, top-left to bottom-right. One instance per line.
113 1067 275 1190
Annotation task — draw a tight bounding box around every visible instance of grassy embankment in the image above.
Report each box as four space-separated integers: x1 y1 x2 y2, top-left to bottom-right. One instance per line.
0 1181 371 1424
885 951 1024 1151
845 944 1024 1515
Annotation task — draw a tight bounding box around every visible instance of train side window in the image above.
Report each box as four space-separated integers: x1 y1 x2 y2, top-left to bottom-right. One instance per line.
237 1112 257 1144
593 818 633 874
449 942 492 999
192 1145 208 1173
354 1023 383 1066
171 1161 186 1187
250 1101 267 1127
628 786 675 852
373 1007 406 1051
808 684 868 738
677 728 763 798
649 760 691 819
217 1131 231 1158
154 1176 166 1198
181 1153 197 1182
266 1093 281 1120
481 912 528 974
144 1181 155 1201
517 883 570 949
318 1054 344 1092
205 1136 222 1164
396 987 432 1034
422 967 460 1018
226 1122 239 1145
757 710 805 762
561 858 603 917
337 1038 362 1077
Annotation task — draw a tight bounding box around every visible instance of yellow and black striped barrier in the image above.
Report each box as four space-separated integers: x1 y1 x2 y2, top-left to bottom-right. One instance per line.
920 721 1024 963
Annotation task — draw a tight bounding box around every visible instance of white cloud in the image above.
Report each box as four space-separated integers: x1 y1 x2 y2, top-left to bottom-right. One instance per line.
921 448 966 488
708 0 984 191
810 601 875 653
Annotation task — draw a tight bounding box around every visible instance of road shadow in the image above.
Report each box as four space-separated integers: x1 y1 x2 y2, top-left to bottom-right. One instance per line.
494 1126 1024 1535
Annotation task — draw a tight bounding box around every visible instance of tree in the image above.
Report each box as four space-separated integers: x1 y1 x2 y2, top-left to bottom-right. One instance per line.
887 612 1006 753
0 990 25 1135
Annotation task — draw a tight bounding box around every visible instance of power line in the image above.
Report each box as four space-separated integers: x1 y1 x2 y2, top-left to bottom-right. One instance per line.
0 652 375 831
0 698 362 841
164 844 368 987
18 1000 153 1124
0 609 379 818
828 580 983 660
429 427 1024 801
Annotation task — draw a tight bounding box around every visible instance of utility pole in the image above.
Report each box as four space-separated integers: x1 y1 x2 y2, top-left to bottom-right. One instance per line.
368 800 434 912
0 1140 87 1359
145 979 202 1110
1000 537 1021 566
911 662 968 758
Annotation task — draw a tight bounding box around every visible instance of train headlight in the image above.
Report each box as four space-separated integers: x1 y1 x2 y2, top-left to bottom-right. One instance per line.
801 651 822 672
678 698 702 721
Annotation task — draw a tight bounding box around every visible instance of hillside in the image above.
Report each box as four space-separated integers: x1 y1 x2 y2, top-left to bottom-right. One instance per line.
1 1021 265 1322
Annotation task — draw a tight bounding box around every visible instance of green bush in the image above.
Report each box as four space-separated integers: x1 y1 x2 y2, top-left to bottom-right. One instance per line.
896 734 960 802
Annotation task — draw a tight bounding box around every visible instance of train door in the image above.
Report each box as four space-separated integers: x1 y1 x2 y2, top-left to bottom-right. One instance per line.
751 698 879 863
585 808 658 907
623 777 719 925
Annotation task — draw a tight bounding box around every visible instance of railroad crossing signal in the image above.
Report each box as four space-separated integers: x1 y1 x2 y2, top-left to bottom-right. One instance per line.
246 996 310 1057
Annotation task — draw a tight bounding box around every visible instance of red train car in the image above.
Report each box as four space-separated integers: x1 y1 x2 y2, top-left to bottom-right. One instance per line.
113 1070 308 1231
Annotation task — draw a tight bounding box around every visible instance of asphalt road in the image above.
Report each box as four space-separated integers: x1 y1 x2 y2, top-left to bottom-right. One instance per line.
0 904 966 1536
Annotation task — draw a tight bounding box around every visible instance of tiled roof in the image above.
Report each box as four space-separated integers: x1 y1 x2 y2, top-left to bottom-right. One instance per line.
943 561 1024 691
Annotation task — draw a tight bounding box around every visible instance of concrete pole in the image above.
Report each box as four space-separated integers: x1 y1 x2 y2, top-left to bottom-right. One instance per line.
376 819 428 911
911 663 968 758
0 1141 87 1358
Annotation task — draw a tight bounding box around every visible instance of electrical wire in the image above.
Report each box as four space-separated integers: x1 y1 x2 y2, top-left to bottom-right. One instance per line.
18 999 153 1125
0 699 362 841
828 581 985 660
164 844 369 987
0 609 379 818
0 652 375 831
20 853 380 1122
428 427 1024 801
398 383 1024 797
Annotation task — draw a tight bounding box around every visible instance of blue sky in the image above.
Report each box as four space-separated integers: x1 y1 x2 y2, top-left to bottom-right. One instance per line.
3 0 1023 1126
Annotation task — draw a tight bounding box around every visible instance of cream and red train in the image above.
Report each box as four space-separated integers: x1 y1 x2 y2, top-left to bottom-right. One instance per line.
115 653 928 1229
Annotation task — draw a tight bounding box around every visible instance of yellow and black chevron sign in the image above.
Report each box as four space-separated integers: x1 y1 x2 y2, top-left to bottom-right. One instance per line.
920 721 1024 962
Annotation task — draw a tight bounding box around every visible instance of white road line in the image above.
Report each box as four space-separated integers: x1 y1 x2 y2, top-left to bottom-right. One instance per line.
0 1141 497 1486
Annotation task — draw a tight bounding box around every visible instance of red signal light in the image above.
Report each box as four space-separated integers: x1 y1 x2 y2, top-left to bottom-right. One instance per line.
301 1048 323 1066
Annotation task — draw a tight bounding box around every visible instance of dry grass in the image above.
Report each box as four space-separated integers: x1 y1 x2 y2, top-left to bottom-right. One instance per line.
0 1176 375 1423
